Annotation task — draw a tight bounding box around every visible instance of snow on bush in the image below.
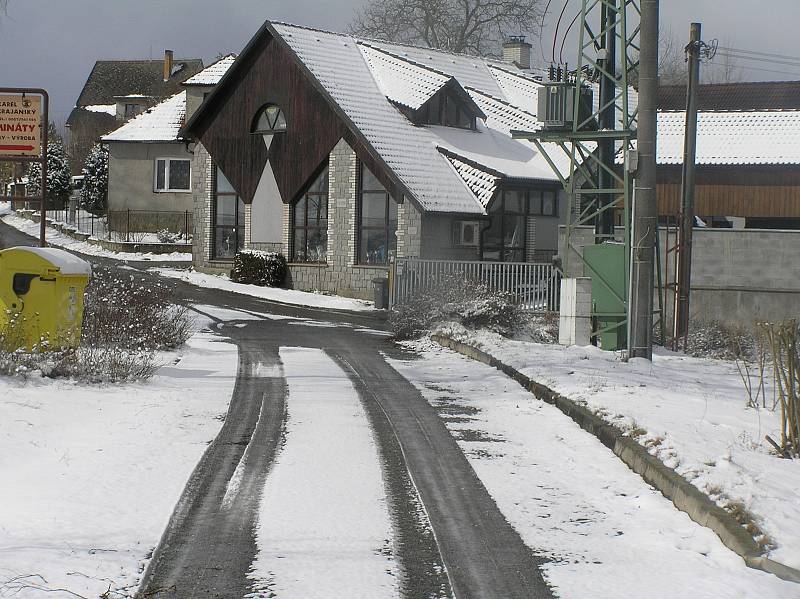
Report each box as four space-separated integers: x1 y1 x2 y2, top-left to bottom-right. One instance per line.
0 267 192 382
390 274 522 340
156 228 181 244
683 319 757 361
80 143 109 213
26 138 72 209
231 249 288 287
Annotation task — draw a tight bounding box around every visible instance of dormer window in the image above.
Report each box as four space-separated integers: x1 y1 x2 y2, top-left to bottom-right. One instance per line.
252 104 287 133
422 89 476 129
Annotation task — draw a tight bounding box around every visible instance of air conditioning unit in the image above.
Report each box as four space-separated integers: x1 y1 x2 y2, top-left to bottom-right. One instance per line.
454 221 481 247
537 83 594 131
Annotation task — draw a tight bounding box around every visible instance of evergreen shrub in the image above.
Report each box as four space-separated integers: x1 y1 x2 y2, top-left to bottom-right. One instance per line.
231 250 288 287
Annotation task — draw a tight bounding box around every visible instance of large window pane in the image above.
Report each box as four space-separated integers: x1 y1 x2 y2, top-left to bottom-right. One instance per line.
503 215 525 246
504 190 525 213
361 192 386 227
214 228 237 259
216 195 237 226
542 191 556 216
168 160 190 190
216 167 236 193
360 229 389 264
361 163 385 192
292 165 329 262
528 191 542 215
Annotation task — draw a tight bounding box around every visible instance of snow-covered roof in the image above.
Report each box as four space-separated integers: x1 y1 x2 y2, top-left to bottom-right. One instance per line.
102 91 186 143
83 104 116 116
443 153 501 208
272 22 557 214
658 110 800 165
183 54 237 86
359 44 451 111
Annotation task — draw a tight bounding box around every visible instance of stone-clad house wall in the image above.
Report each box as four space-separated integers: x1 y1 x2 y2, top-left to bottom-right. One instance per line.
192 137 423 300
286 138 395 298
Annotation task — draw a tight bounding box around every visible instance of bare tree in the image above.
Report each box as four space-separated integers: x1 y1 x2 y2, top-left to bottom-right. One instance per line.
349 0 543 56
658 26 687 85
704 40 741 84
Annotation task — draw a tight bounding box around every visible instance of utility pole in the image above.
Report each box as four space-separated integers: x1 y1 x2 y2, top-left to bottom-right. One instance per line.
673 22 702 348
596 1 617 241
628 0 659 359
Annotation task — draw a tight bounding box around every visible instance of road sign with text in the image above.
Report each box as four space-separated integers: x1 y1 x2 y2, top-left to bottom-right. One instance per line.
0 94 42 157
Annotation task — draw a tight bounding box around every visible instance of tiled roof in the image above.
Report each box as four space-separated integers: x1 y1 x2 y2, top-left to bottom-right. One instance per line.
102 91 186 143
487 65 542 115
465 87 540 135
183 54 237 86
657 110 800 165
74 58 203 107
443 153 501 208
659 81 800 111
272 22 556 214
359 44 450 110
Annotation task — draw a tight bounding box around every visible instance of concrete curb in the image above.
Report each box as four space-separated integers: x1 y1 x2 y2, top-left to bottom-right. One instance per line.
431 333 800 584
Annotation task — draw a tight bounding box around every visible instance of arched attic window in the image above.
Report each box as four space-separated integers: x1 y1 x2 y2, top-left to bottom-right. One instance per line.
252 104 287 134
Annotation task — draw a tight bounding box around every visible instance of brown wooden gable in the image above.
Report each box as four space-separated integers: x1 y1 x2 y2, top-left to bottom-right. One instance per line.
190 31 346 203
188 26 408 206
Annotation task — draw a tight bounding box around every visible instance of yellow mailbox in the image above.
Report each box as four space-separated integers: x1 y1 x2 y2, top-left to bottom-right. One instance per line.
0 247 91 351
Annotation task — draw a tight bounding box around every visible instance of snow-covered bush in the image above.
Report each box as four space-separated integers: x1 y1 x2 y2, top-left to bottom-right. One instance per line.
26 138 71 209
156 228 181 244
390 274 522 340
80 143 108 213
516 312 560 344
231 250 288 287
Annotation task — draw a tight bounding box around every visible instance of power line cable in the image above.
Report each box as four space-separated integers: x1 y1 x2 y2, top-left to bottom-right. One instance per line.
715 51 800 69
539 0 555 63
559 10 581 64
717 46 800 63
552 0 571 64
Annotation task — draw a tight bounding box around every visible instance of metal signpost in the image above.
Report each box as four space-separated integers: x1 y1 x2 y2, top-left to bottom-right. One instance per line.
0 87 49 246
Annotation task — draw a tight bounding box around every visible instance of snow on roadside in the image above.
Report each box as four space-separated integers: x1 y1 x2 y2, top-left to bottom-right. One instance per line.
153 267 376 313
1 212 192 262
0 202 9 217
248 347 397 599
0 328 238 598
387 339 800 599
437 325 800 571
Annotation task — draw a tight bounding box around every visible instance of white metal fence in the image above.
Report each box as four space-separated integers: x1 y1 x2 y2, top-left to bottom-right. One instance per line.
390 257 561 312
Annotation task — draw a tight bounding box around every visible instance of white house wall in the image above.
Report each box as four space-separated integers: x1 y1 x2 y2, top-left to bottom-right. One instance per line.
250 157 284 245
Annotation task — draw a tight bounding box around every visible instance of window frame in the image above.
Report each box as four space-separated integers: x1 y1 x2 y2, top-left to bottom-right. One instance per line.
154 158 191 193
356 162 397 266
480 187 559 262
252 103 287 134
291 164 329 263
211 165 244 261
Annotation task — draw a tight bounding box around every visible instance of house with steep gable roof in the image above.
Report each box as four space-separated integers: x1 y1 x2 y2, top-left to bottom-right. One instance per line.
66 51 204 173
186 21 568 298
100 55 236 219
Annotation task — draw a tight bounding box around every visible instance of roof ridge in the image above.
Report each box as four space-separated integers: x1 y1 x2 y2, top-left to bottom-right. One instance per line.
487 62 546 83
272 19 524 67
358 41 455 81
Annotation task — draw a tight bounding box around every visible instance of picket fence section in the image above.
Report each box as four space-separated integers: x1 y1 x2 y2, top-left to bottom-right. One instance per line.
390 257 561 313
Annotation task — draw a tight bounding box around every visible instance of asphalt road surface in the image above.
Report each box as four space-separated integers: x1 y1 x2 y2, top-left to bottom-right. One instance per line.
0 219 553 599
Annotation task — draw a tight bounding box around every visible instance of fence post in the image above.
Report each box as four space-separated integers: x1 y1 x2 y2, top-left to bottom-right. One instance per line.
185 210 189 241
126 209 130 243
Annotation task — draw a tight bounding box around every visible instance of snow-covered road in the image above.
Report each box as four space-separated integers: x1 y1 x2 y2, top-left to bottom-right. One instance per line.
388 339 800 599
248 347 398 598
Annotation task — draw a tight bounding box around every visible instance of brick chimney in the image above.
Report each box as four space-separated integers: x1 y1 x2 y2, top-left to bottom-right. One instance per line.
503 36 532 70
163 49 174 81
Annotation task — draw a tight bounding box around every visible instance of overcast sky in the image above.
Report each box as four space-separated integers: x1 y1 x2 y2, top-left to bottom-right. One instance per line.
2 0 799 129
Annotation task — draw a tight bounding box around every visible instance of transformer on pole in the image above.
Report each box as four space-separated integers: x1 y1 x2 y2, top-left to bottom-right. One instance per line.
513 0 644 351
